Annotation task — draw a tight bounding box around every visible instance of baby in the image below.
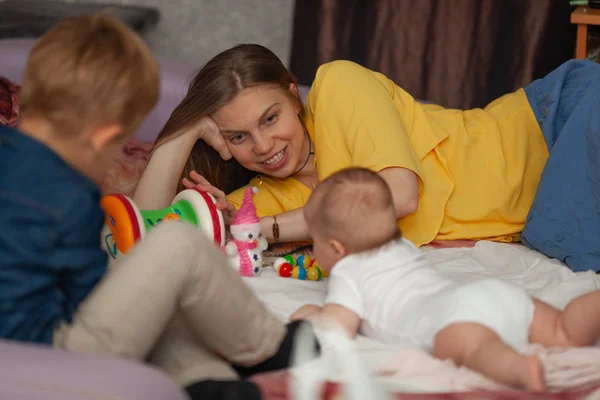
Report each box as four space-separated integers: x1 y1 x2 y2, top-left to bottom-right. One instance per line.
291 167 600 392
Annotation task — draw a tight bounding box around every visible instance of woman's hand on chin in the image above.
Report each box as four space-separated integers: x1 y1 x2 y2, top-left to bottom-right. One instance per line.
182 170 238 225
190 116 232 161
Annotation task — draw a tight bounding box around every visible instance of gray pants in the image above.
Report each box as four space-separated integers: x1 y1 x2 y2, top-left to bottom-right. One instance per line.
53 221 285 386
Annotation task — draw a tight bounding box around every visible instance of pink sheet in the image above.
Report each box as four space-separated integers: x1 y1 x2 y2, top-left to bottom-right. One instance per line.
250 370 600 400
249 344 600 398
376 344 600 393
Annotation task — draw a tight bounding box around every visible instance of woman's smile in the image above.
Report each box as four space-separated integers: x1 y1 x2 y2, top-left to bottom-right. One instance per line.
260 146 288 170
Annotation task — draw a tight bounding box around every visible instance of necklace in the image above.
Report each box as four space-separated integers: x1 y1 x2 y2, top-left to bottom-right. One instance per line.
291 134 314 177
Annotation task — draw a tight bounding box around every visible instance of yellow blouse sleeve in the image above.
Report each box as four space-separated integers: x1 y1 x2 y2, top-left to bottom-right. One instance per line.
226 176 311 217
304 60 424 184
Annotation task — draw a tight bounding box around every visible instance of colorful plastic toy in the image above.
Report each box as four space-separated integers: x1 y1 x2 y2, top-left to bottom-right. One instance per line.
272 255 328 281
101 188 225 258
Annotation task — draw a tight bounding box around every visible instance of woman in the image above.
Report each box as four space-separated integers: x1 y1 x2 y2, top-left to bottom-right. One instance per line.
135 44 600 273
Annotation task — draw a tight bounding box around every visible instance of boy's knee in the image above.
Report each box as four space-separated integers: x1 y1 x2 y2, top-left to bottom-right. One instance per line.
147 221 232 280
146 221 216 253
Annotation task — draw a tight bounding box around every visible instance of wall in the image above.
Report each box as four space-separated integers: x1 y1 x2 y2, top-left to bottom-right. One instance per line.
63 0 295 67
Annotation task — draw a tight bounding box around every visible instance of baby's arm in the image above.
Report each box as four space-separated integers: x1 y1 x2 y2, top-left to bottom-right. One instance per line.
290 304 361 339
318 304 361 338
291 263 364 338
290 304 322 321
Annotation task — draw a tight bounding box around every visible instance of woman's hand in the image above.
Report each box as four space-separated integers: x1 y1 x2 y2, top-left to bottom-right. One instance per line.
182 170 237 225
189 116 232 161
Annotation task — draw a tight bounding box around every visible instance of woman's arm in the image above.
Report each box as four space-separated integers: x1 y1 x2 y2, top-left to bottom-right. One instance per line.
305 60 425 221
133 132 198 209
134 117 229 210
378 167 419 218
260 207 310 243
256 169 418 244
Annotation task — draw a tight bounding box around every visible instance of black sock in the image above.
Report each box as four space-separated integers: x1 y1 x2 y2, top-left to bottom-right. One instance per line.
232 320 320 379
185 379 262 400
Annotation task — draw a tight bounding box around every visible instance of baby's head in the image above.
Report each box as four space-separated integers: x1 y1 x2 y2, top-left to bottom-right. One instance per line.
304 167 400 270
18 13 160 185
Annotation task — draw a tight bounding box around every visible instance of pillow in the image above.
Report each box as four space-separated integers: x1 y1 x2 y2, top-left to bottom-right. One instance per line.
101 139 153 196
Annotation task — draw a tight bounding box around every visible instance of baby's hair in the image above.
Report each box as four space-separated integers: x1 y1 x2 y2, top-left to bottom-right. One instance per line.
305 167 401 253
19 13 159 137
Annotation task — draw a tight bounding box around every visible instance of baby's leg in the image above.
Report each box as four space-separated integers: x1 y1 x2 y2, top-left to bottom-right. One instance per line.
434 323 544 391
55 222 286 369
529 292 600 347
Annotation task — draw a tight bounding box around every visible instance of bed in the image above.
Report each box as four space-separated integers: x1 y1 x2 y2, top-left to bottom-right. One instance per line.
2 37 600 400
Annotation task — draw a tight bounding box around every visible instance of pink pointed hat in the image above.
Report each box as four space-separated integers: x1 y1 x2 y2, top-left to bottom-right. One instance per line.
232 186 259 226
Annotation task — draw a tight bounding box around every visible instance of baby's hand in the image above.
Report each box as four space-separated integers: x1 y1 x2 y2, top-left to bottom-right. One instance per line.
290 304 322 321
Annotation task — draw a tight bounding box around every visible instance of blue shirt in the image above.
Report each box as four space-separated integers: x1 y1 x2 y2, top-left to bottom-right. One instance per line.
0 125 108 344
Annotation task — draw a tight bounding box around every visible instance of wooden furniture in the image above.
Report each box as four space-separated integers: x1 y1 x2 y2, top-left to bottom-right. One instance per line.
571 6 600 60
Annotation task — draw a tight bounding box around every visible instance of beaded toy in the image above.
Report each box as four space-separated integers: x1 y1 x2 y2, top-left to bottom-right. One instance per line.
272 254 329 281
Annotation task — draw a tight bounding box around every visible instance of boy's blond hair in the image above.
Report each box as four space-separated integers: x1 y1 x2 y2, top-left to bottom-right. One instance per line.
305 167 400 253
19 13 160 136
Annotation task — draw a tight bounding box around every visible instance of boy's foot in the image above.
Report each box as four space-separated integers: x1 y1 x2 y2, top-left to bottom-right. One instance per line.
522 354 545 392
232 320 320 379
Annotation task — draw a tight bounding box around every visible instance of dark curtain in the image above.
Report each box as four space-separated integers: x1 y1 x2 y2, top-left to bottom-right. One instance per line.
290 0 576 109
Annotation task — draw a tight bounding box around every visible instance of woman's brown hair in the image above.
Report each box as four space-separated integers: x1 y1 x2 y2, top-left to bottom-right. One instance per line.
152 44 303 195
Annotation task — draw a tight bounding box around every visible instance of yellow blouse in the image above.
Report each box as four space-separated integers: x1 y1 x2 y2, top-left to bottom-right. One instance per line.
228 60 548 246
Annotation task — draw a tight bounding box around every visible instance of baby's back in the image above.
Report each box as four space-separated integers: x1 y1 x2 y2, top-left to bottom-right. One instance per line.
325 238 456 345
326 238 534 353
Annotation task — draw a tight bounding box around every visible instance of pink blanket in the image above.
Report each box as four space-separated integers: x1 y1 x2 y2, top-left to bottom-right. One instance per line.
376 345 600 393
249 344 600 399
250 371 600 400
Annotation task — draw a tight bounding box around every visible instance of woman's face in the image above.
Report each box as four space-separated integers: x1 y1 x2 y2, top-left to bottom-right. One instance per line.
211 84 307 178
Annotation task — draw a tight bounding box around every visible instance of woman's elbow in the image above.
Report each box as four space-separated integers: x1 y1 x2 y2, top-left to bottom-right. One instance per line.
377 167 420 218
396 194 419 218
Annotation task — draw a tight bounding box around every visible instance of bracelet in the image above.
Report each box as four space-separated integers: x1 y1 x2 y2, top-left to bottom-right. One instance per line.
272 215 280 242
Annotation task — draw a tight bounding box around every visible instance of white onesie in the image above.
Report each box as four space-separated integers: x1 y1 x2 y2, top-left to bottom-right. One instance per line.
324 238 535 353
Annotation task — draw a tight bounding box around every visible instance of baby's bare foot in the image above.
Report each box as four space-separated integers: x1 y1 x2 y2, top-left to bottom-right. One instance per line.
522 354 545 392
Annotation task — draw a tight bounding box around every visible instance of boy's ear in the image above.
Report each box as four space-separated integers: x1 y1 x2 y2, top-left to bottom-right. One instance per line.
88 124 124 151
329 238 347 261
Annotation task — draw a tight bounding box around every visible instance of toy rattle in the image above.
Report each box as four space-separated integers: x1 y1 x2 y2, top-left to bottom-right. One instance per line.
272 254 328 281
101 188 225 257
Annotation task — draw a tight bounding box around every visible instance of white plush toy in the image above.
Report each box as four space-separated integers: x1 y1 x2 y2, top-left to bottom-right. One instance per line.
225 187 268 277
